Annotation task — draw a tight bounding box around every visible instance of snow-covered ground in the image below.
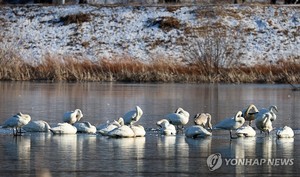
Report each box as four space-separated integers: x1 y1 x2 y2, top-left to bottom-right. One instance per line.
0 4 299 65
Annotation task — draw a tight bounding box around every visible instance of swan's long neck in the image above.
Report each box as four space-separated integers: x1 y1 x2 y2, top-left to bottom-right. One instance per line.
136 106 143 120
207 114 212 129
118 118 125 126
234 111 243 122
246 104 258 115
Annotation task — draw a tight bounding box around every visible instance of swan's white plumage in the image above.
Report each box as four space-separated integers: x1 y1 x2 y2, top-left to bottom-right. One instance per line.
241 104 259 125
276 126 294 138
256 105 278 122
107 118 135 138
2 112 31 135
22 120 51 132
97 118 122 135
213 111 245 138
194 113 212 130
108 125 135 138
236 125 256 137
255 112 273 134
123 106 143 125
214 111 245 130
50 123 77 134
185 125 212 138
165 107 189 127
63 109 83 124
74 122 96 134
130 125 146 137
156 119 176 135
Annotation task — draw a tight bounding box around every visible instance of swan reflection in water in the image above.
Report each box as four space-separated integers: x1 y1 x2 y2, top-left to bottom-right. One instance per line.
157 136 189 173
105 137 146 173
3 136 31 170
50 134 78 171
276 138 294 158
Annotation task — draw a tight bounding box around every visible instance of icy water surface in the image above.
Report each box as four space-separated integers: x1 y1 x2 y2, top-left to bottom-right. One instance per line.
0 82 300 176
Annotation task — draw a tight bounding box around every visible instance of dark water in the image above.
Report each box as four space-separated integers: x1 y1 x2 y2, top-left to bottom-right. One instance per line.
0 82 300 176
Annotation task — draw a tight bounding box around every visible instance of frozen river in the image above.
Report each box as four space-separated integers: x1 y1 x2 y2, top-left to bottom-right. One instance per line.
0 82 299 176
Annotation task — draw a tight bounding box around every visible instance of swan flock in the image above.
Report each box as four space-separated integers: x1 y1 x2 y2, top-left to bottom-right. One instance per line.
0 104 295 139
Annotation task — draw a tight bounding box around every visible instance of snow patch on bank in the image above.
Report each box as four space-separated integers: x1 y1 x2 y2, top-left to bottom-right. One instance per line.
0 4 299 65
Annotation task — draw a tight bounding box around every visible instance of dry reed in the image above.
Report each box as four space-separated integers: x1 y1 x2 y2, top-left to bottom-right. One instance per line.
0 51 300 83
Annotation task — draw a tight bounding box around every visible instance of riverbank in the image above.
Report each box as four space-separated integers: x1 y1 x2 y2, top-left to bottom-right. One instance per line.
0 4 299 83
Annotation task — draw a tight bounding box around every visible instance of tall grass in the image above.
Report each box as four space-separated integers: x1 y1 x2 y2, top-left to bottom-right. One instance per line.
0 51 300 83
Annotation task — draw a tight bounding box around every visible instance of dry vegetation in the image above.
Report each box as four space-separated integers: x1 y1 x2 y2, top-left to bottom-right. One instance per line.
0 50 300 83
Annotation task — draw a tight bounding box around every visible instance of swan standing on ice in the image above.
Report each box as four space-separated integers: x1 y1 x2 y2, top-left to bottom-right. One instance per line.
213 111 245 139
22 120 51 132
2 112 31 136
276 126 294 138
241 104 259 126
108 118 135 138
255 113 273 135
256 105 278 122
165 107 190 129
236 125 256 137
156 119 176 135
97 118 123 136
74 122 97 134
193 113 212 130
185 125 212 138
50 123 77 134
63 109 83 124
123 106 143 125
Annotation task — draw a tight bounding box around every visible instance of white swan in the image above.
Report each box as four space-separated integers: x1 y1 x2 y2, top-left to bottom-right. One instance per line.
194 113 212 130
2 112 31 136
50 123 77 134
185 125 212 138
241 104 259 126
213 111 245 139
256 105 278 122
130 124 146 137
255 112 273 135
97 118 123 136
276 126 294 138
165 107 190 129
63 109 83 124
74 121 96 134
236 125 256 137
156 119 176 135
123 106 143 125
22 120 51 132
107 118 135 138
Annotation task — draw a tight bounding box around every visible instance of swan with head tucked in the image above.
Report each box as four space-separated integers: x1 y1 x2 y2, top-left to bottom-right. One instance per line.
107 118 135 138
276 126 294 138
256 105 278 122
22 120 51 132
2 112 31 136
185 125 212 138
235 125 256 137
165 107 190 129
156 119 176 135
213 111 245 139
123 106 143 125
241 104 259 126
255 112 273 135
50 123 77 134
74 121 96 134
63 109 83 125
97 118 123 136
194 113 212 130
130 124 146 137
